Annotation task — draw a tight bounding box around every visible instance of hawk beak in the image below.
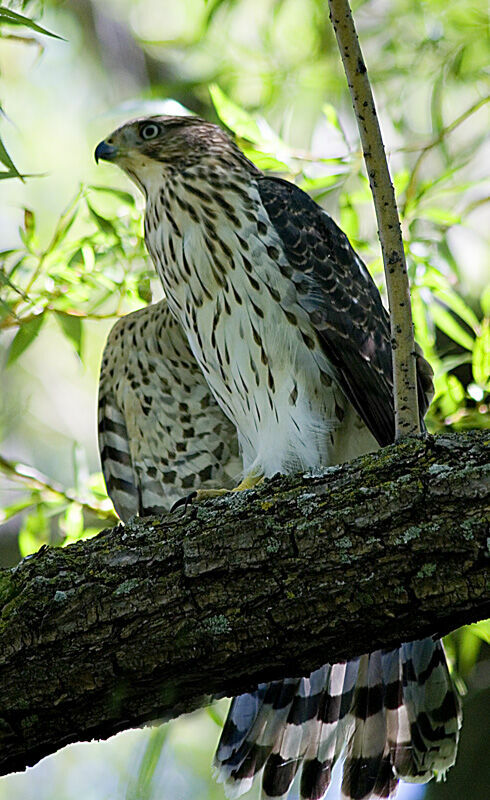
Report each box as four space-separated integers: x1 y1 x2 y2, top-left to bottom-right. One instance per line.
95 141 118 164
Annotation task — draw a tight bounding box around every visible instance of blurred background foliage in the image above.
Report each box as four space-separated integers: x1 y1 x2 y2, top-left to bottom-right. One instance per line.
0 0 488 798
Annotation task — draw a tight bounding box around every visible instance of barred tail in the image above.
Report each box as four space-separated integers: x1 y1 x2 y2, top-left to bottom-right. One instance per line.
214 638 461 800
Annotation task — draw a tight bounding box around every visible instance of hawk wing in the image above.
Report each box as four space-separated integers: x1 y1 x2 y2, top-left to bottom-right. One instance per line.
98 301 241 521
257 177 433 447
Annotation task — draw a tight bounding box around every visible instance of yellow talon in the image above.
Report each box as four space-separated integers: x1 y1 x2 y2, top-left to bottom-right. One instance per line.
231 472 264 492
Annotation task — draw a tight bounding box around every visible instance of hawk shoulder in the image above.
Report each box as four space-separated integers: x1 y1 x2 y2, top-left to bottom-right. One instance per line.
257 176 433 446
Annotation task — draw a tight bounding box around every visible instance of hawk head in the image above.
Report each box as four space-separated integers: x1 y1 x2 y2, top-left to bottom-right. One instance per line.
95 115 257 193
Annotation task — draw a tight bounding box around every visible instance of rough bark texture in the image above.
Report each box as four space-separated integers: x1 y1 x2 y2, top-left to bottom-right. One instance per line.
0 431 488 777
327 0 420 437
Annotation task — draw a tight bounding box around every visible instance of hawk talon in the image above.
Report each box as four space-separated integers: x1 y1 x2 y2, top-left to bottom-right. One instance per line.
170 491 197 513
171 488 230 513
171 476 263 513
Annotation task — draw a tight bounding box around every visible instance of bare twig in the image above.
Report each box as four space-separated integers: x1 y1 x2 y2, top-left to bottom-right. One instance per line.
327 0 420 438
0 454 116 520
402 95 490 216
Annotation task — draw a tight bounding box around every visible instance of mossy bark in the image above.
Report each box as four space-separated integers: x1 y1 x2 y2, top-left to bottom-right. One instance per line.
0 431 488 776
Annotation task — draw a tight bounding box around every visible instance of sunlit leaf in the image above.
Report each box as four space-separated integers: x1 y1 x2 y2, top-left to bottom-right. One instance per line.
393 169 410 197
322 103 340 131
6 312 45 365
210 84 262 142
481 286 490 318
206 704 225 727
472 320 489 387
420 207 461 226
430 304 475 351
457 625 483 677
466 619 490 644
299 174 342 193
241 147 289 172
340 199 359 240
60 503 84 541
0 497 36 523
18 505 50 556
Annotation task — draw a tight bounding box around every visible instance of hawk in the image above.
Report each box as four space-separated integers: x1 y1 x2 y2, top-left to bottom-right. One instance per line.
95 116 461 800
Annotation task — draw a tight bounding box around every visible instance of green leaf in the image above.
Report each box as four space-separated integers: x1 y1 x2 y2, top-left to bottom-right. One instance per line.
457 625 483 677
420 207 461 226
421 270 480 331
206 703 225 727
137 275 152 304
125 726 168 800
322 103 340 131
430 305 475 351
87 201 118 236
241 147 289 172
472 320 489 387
299 174 342 193
48 200 80 251
0 497 36 523
89 185 136 206
393 169 410 197
18 505 50 557
6 313 45 365
0 170 23 180
0 6 65 40
54 311 83 357
466 619 490 644
481 286 490 318
209 84 262 142
60 503 84 542
24 208 35 239
340 199 359 240
0 133 22 179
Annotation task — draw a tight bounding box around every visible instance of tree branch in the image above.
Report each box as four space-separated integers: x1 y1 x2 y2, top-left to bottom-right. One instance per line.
327 0 420 438
0 431 488 777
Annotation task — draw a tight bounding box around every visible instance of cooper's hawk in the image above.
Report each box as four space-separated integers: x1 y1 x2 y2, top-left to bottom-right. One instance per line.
95 116 461 800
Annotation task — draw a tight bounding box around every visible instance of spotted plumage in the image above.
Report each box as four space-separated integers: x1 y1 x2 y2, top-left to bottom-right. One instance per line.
98 300 241 519
95 116 460 799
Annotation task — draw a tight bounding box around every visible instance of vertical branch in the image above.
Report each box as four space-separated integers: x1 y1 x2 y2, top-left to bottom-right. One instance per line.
327 0 420 438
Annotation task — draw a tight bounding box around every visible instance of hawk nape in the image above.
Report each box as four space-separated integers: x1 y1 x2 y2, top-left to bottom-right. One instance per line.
95 115 460 800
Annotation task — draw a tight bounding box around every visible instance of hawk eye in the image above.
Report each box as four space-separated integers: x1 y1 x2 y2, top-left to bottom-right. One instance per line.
140 122 161 141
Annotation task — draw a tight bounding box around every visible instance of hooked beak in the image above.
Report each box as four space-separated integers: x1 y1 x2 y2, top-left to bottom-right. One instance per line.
94 140 118 164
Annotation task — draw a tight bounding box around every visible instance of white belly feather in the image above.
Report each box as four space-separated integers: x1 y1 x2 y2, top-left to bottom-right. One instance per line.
146 177 377 478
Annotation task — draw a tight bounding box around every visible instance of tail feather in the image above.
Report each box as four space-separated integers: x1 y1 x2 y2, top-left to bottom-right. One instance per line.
262 671 327 798
215 638 461 800
215 678 305 798
397 640 461 781
300 661 359 800
341 652 396 800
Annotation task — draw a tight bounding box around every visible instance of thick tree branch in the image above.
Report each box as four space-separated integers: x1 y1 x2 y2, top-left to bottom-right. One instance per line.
0 431 488 777
327 0 420 437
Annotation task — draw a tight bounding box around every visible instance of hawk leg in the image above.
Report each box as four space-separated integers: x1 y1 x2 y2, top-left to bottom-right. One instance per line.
171 471 263 511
